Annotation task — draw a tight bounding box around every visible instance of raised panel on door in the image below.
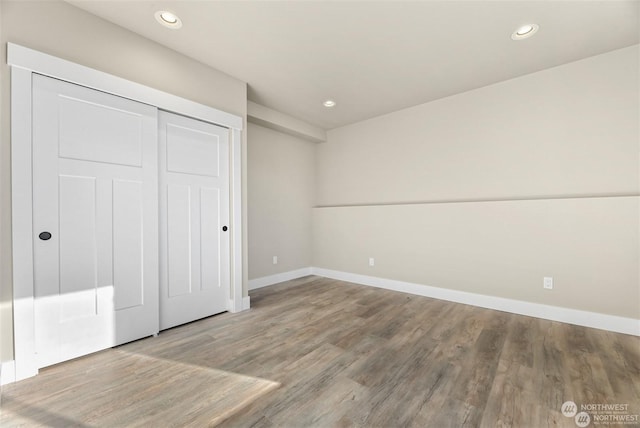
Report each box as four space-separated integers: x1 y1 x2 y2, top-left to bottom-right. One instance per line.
200 187 222 291
58 175 98 322
32 74 158 368
167 184 193 298
159 111 230 330
58 95 143 166
112 179 144 310
166 123 220 176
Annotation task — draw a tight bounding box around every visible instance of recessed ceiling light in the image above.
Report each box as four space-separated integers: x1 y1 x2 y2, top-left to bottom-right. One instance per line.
155 11 182 29
511 23 539 40
323 100 336 108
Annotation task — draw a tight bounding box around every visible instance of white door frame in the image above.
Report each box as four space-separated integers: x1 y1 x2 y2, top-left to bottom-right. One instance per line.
8 43 245 382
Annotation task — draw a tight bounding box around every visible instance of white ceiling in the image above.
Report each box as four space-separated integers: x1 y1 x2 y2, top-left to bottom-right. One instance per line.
67 1 639 130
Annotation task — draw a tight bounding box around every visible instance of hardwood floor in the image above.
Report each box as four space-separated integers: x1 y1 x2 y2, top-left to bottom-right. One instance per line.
1 276 639 427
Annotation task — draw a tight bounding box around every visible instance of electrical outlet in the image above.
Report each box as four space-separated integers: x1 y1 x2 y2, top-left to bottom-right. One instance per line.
543 277 553 290
273 256 278 265
369 257 375 267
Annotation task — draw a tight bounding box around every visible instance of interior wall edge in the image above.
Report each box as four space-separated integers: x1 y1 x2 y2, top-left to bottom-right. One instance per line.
314 193 640 209
245 266 640 337
247 101 326 143
247 122 315 280
248 267 313 290
309 267 640 337
311 196 639 320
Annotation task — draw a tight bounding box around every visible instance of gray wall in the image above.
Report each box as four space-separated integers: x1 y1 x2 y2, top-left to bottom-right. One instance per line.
313 46 639 320
248 123 315 279
0 0 247 362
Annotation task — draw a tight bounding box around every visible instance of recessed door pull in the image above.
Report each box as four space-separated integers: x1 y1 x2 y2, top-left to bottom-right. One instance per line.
39 231 52 241
222 226 228 232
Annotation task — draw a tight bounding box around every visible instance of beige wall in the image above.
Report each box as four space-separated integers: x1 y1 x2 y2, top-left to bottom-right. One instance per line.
313 46 640 320
0 1 248 362
248 123 315 279
314 198 639 318
316 46 638 206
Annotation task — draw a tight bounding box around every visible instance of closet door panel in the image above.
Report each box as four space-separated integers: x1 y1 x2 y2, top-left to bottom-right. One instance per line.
159 111 230 330
32 74 158 368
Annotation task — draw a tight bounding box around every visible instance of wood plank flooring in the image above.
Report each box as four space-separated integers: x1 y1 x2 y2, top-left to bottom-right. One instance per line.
1 276 639 427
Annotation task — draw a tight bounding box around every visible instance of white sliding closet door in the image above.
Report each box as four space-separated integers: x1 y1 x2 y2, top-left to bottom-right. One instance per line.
159 111 230 330
32 75 159 368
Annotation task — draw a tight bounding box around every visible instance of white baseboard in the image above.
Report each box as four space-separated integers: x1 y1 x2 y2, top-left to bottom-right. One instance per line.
311 267 640 337
248 267 313 290
242 296 251 311
1 360 16 385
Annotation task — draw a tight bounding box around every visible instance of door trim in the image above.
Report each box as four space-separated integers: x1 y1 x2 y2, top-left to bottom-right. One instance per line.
9 43 245 382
